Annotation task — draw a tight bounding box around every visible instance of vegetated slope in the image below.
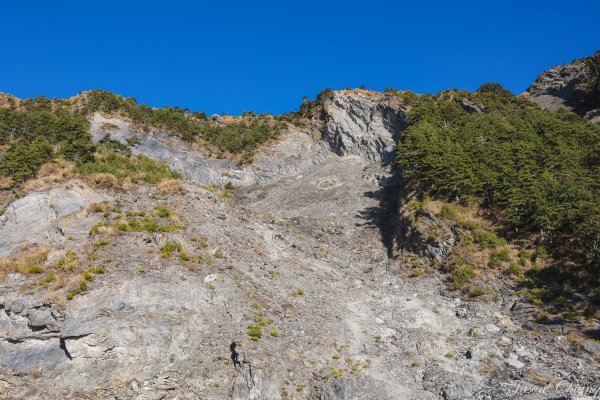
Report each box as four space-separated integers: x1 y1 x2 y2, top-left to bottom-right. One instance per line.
394 83 600 320
78 90 287 162
527 50 600 122
398 84 600 264
0 90 287 190
1 52 600 399
0 96 95 184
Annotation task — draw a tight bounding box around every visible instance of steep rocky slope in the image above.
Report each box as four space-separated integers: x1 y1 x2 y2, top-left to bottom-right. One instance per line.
89 113 331 187
1 89 599 400
526 51 600 123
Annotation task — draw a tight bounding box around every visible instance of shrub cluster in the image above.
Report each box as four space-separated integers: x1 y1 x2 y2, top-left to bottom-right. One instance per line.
0 90 284 186
79 90 282 160
0 96 94 183
396 86 600 268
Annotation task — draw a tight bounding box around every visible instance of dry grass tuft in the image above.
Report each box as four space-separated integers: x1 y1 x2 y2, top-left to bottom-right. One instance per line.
88 173 119 189
87 202 113 213
0 246 51 280
43 289 67 308
157 179 187 195
20 159 74 193
0 176 13 190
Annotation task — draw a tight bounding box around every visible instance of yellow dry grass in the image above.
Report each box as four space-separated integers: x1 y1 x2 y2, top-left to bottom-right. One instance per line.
0 176 13 190
87 173 119 189
20 159 74 193
157 179 187 195
0 246 50 280
43 290 67 308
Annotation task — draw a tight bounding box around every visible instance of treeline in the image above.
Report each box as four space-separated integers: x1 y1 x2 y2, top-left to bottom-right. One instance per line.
571 51 600 115
0 90 286 186
396 84 600 269
0 96 95 183
79 90 207 141
80 90 283 159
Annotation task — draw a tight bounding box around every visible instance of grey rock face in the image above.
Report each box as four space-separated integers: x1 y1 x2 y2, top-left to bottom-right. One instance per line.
232 363 282 400
459 98 485 114
26 308 57 330
90 113 332 187
322 91 408 163
0 301 65 371
0 183 107 257
55 270 210 387
2 89 600 399
526 52 600 123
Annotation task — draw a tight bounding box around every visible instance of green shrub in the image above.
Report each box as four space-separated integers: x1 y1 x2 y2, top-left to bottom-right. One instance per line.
161 241 182 258
27 265 45 274
439 203 461 219
256 314 273 326
247 324 263 341
126 136 141 146
66 290 79 300
87 266 106 274
0 138 54 184
89 218 180 235
57 251 80 271
154 205 174 218
469 286 488 297
508 262 523 277
450 264 477 289
488 248 511 267
473 229 506 249
82 272 95 282
74 152 180 184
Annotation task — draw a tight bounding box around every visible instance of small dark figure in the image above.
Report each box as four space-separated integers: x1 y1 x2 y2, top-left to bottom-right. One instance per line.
230 341 241 369
59 337 73 360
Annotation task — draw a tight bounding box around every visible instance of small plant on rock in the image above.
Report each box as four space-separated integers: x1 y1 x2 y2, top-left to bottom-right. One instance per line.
247 324 263 341
161 241 182 258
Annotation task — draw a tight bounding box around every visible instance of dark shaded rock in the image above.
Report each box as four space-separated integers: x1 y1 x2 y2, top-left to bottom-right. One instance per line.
527 51 600 123
26 308 56 330
459 99 485 114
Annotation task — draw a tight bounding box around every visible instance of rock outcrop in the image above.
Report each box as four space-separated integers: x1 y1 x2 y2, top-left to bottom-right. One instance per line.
526 51 600 123
321 90 409 163
2 88 600 400
90 113 332 187
0 182 107 257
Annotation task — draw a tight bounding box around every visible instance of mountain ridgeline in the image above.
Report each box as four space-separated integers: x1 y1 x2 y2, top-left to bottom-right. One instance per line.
0 90 287 185
1 56 600 300
1 52 600 399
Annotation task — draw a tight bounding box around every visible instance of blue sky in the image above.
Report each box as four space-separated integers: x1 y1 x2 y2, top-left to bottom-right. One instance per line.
1 0 598 115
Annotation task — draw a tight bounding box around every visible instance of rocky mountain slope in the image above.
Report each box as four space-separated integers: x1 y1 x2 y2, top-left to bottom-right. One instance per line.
526 51 600 123
1 56 600 400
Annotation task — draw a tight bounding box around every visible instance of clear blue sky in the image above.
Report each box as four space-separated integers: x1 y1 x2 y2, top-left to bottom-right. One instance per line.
1 0 598 115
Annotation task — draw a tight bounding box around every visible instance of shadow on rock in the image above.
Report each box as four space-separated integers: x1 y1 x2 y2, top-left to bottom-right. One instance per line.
356 167 403 258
